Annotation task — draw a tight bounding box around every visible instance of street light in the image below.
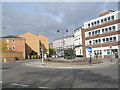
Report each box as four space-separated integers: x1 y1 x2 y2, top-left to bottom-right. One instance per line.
41 42 44 65
57 29 68 57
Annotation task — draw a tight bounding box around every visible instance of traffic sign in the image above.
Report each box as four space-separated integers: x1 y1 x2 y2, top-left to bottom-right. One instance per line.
109 46 112 50
88 47 92 53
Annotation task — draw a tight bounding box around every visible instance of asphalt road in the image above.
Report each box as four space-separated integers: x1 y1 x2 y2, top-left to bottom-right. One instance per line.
1 59 119 89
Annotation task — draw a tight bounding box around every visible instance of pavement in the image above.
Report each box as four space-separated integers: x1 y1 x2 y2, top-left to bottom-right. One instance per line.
23 58 119 69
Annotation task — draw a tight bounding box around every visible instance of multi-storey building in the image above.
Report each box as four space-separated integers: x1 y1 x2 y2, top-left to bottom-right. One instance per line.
83 10 120 59
1 35 26 59
74 27 83 57
49 43 53 49
53 38 63 56
64 33 75 49
19 32 49 58
53 33 75 56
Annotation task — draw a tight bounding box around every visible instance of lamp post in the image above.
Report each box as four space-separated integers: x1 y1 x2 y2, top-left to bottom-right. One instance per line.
41 42 44 65
57 29 68 57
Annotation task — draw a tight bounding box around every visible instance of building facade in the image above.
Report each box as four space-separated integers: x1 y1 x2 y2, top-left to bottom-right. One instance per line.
49 43 53 49
53 33 75 56
18 32 49 58
1 35 26 59
84 10 120 59
74 28 83 57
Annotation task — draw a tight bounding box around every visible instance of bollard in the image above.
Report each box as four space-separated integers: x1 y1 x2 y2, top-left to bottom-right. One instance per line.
3 58 7 62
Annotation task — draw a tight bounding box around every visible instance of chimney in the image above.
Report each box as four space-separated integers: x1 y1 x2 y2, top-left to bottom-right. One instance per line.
99 10 115 17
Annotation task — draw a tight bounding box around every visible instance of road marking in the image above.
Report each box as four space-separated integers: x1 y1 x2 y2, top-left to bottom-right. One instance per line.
0 81 2 83
38 86 55 89
38 86 48 88
11 83 29 87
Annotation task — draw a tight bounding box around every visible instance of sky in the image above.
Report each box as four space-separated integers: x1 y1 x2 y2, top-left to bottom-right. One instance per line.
2 2 118 42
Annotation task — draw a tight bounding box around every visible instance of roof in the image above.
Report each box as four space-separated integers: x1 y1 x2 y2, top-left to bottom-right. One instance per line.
0 35 25 39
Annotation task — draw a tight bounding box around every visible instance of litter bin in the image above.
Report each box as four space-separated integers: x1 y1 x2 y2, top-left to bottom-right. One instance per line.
15 57 18 61
3 58 7 62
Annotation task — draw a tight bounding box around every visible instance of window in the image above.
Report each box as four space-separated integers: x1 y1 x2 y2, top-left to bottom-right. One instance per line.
111 15 114 20
98 30 100 34
103 38 105 42
109 27 112 31
108 17 110 21
93 40 96 45
98 39 101 43
105 28 108 32
88 23 90 27
94 21 96 25
96 40 98 44
106 38 109 42
113 37 116 41
107 50 111 55
104 18 107 22
89 32 91 36
92 31 95 36
12 40 15 43
110 37 112 41
91 22 94 26
97 20 99 24
113 26 116 30
12 46 15 50
101 19 103 23
95 31 97 35
102 29 104 33
89 41 92 45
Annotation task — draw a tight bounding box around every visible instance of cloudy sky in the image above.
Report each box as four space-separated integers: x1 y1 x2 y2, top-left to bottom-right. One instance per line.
2 2 118 42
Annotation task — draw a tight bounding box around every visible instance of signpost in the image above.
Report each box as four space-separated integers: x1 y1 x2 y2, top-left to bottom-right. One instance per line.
88 47 92 66
109 46 112 62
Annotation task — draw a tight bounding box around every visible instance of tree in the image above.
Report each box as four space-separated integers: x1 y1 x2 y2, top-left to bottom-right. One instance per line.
49 48 56 56
0 40 8 53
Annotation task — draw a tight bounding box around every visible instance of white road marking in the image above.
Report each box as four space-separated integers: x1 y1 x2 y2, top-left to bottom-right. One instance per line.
0 81 2 83
11 83 29 87
0 70 6 71
38 86 55 89
38 86 48 88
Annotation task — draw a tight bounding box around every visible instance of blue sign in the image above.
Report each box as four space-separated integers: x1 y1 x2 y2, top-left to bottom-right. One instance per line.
88 48 92 53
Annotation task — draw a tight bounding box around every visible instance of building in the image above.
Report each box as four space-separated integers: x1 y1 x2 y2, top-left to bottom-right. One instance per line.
49 43 53 49
53 38 64 56
74 27 84 57
64 33 75 49
0 35 26 60
18 32 49 58
53 33 75 56
83 10 120 59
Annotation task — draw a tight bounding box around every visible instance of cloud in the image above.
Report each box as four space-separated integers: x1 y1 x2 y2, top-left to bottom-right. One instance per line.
2 2 118 42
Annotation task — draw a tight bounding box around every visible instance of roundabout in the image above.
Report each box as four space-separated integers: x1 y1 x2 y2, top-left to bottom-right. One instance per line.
23 58 118 69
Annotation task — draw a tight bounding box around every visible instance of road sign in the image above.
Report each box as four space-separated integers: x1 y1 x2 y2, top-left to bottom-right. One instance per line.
88 47 92 53
109 46 112 50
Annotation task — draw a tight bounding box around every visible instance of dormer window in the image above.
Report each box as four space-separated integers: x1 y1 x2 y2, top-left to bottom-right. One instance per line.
12 40 15 43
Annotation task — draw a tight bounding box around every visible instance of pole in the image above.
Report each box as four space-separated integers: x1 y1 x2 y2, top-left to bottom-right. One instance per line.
42 43 44 65
89 53 92 66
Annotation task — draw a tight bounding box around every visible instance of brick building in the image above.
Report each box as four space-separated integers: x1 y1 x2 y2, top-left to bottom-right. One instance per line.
1 35 26 59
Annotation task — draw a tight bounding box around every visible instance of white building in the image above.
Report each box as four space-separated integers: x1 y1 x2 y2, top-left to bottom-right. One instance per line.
74 27 83 57
84 10 120 59
53 33 75 56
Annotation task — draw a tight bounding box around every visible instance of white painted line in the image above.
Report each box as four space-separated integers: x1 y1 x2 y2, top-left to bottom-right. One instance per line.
0 81 2 83
38 86 48 88
11 83 29 87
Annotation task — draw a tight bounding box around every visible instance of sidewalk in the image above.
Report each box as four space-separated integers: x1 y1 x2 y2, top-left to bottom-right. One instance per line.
24 59 118 69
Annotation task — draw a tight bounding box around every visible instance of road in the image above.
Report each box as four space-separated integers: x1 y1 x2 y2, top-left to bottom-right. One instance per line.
1 59 119 89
